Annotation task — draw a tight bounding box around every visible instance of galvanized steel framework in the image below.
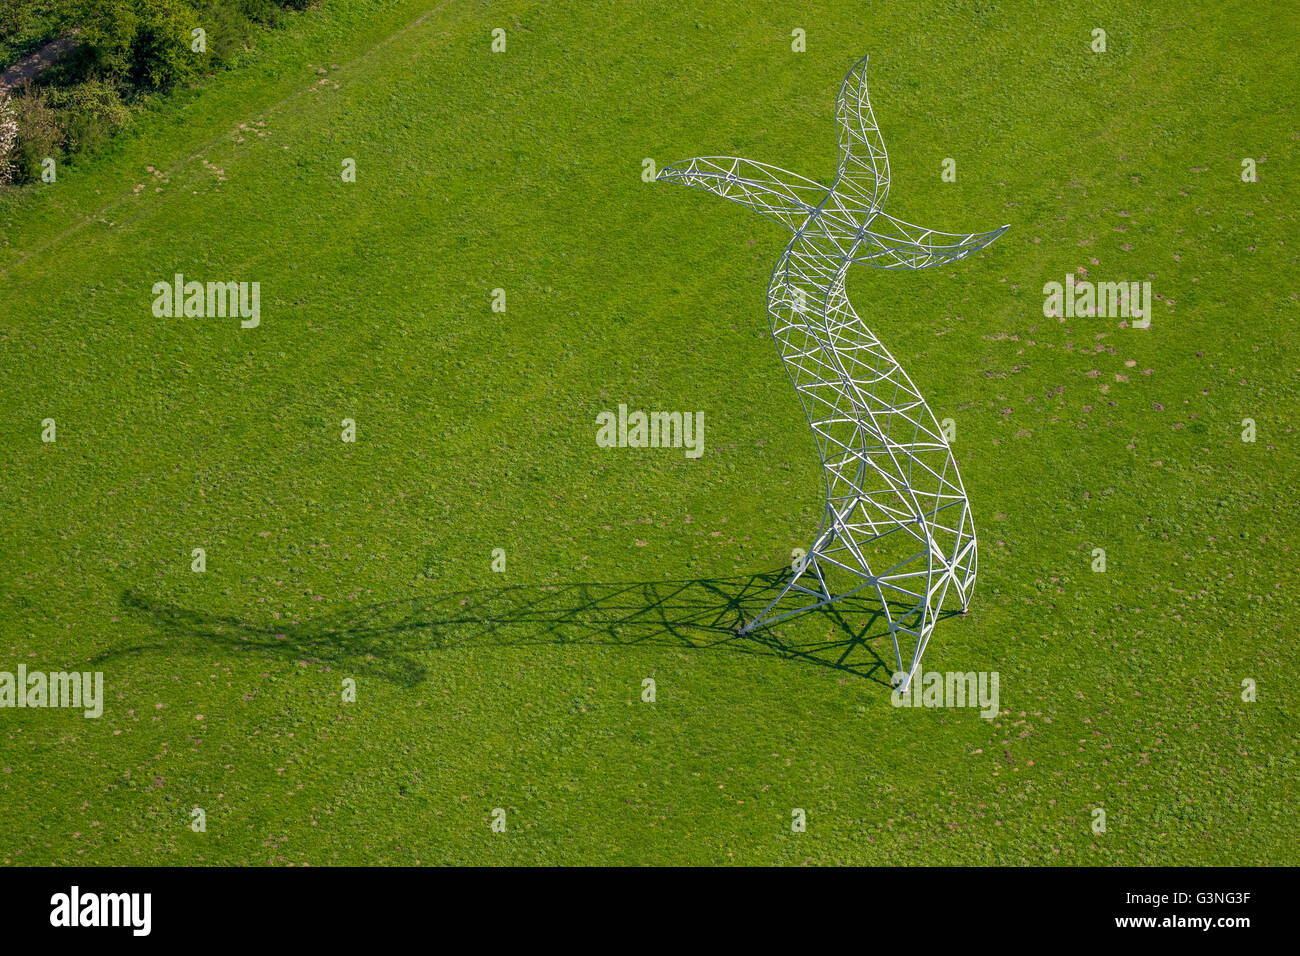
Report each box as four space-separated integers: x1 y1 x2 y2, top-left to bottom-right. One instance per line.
658 54 1007 691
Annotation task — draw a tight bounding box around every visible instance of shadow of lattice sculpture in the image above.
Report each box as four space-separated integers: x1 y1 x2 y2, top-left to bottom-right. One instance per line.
658 54 1008 692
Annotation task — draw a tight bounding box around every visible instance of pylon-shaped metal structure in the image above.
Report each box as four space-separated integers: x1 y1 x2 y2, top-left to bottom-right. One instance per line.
658 54 1007 691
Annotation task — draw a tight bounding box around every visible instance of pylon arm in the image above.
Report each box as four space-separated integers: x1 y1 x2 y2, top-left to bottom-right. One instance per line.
657 157 826 232
850 215 1010 270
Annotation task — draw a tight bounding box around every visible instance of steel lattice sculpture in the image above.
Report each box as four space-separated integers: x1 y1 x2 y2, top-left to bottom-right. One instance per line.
658 54 1007 691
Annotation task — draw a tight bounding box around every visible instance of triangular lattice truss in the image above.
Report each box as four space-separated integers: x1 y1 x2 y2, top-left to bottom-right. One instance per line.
659 54 1007 691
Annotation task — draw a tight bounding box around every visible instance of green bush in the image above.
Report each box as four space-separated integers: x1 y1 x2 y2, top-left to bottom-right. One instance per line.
127 0 203 89
199 0 267 69
7 86 63 183
49 78 129 154
69 0 139 82
72 0 202 89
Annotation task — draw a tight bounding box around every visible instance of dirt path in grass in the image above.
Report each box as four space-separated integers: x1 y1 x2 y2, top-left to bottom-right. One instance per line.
0 35 78 94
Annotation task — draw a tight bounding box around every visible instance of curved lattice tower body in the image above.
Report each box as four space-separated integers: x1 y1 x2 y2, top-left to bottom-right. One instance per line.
659 55 1007 689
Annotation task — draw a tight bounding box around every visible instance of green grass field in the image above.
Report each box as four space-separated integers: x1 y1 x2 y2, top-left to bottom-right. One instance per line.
1 0 1297 865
